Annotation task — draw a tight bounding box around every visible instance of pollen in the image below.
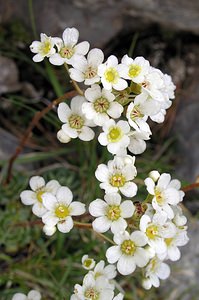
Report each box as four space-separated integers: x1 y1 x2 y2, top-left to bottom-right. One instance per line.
121 239 136 256
36 190 45 203
104 68 118 83
106 205 121 221
68 114 84 129
129 64 141 78
60 46 74 59
84 288 99 300
41 40 52 55
146 225 159 239
93 97 110 113
108 126 122 142
85 66 97 79
110 173 126 187
155 189 164 205
130 105 144 120
55 205 69 218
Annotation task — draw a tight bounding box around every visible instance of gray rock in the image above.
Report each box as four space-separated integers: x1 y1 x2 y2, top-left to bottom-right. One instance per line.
1 0 199 49
0 56 21 94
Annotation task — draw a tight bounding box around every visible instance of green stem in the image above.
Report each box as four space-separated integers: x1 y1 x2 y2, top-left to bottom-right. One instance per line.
143 193 153 203
28 0 37 39
64 63 84 95
94 232 115 245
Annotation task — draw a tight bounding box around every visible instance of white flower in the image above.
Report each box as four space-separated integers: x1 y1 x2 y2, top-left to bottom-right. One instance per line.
140 212 176 256
73 273 114 300
142 256 170 289
148 170 160 183
12 290 41 300
119 55 150 83
69 48 104 85
49 27 89 66
98 55 128 91
83 85 123 126
82 255 96 270
128 128 151 155
20 176 60 217
106 231 149 275
89 193 135 233
126 100 149 132
145 173 184 219
98 119 130 155
30 33 56 62
161 227 189 261
43 224 56 236
57 129 71 143
95 155 137 197
141 68 164 101
58 96 95 142
42 186 85 235
91 260 117 281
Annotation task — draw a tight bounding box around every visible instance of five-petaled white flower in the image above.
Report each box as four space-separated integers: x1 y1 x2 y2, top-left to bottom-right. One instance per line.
106 230 149 275
142 256 170 290
89 193 135 233
95 155 137 197
12 290 41 300
69 48 104 85
20 176 60 217
83 84 123 126
140 212 176 256
42 186 85 234
49 27 89 66
72 273 114 300
91 260 117 281
57 96 95 142
119 55 150 83
98 119 130 155
145 173 184 219
98 55 127 91
30 33 56 62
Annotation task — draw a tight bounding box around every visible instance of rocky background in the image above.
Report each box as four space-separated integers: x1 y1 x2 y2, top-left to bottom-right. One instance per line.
0 1 199 299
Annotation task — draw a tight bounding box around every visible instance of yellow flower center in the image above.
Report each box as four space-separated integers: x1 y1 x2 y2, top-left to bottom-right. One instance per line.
155 188 164 205
84 288 99 300
108 126 122 142
104 68 118 83
165 238 173 246
68 114 84 129
129 64 141 78
60 46 74 59
146 225 159 239
40 40 52 55
55 205 69 218
106 205 121 221
36 190 45 203
84 258 93 268
121 239 136 255
130 105 144 120
93 97 110 113
109 173 126 187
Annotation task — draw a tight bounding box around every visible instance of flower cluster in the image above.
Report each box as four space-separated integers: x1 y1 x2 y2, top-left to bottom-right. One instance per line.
70 257 124 300
89 154 188 286
16 26 189 299
12 290 41 300
20 176 85 235
30 27 175 156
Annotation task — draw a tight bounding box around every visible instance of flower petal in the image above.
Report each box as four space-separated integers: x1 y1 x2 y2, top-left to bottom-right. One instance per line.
29 176 45 191
56 186 73 205
117 255 136 275
69 202 85 216
89 199 107 217
92 216 111 233
120 200 135 218
20 190 36 205
57 216 73 233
